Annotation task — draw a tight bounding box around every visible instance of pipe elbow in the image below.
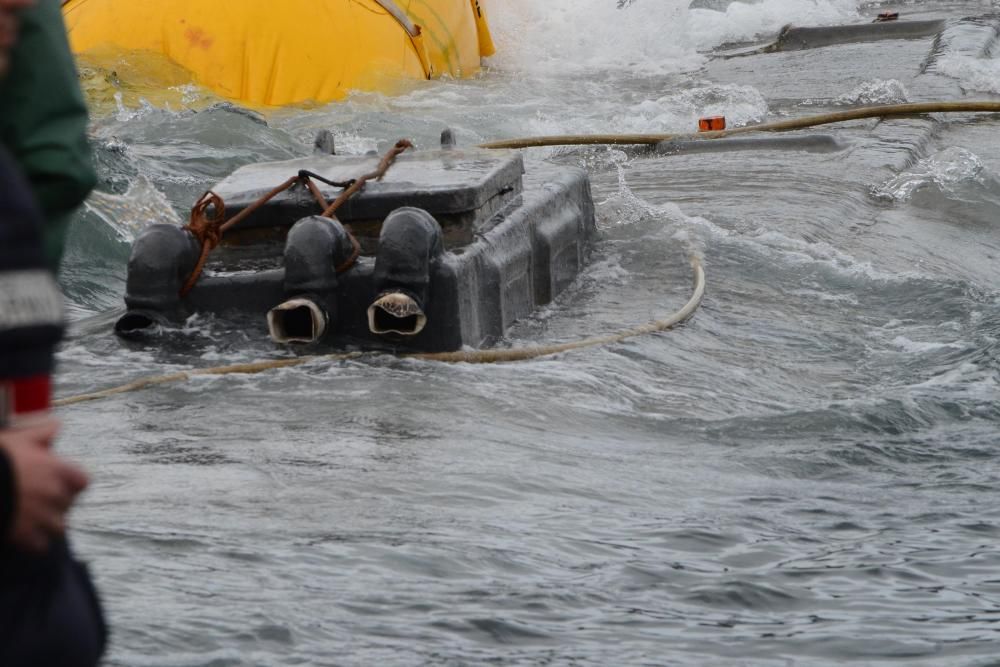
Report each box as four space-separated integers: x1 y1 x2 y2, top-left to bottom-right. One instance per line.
269 216 352 344
117 224 201 337
368 208 442 338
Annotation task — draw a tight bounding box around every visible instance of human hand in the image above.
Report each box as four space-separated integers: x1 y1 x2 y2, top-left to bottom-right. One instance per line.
1 418 90 553
0 0 34 78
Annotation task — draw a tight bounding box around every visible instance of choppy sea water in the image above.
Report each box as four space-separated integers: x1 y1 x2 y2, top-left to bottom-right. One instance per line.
55 0 1000 664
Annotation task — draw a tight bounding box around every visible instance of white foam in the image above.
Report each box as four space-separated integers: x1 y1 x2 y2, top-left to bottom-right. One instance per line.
787 288 860 305
57 341 158 368
616 84 769 132
834 79 910 106
741 228 916 282
890 336 969 354
911 361 999 398
584 256 631 284
688 0 859 50
483 0 862 73
933 52 1000 95
601 158 712 232
168 84 206 106
113 92 159 122
874 147 987 202
483 0 700 74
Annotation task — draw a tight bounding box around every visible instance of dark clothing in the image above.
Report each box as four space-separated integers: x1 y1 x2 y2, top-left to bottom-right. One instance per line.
0 540 108 666
0 3 105 660
0 0 96 271
0 451 11 543
0 149 106 665
0 148 63 380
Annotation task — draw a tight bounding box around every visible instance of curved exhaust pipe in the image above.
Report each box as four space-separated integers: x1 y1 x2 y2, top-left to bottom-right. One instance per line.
114 309 168 339
367 291 427 336
267 297 328 344
116 223 202 338
368 207 443 339
269 215 353 345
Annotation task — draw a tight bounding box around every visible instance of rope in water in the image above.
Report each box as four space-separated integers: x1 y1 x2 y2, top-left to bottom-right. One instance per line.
53 257 705 407
477 101 1000 149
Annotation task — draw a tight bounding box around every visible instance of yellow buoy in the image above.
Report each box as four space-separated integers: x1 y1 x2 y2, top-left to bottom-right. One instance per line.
62 0 495 107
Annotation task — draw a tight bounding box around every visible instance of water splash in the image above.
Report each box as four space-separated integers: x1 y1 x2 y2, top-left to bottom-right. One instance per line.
84 177 182 243
933 53 1000 95
78 49 219 116
835 79 910 106
688 0 860 49
113 92 158 123
484 0 699 74
619 84 769 132
874 147 987 202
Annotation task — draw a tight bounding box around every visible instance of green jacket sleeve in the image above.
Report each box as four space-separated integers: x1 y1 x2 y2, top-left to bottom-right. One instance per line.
0 0 96 271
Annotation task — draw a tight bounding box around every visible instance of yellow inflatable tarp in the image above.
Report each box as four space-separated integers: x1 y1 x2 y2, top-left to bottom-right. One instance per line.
62 0 495 107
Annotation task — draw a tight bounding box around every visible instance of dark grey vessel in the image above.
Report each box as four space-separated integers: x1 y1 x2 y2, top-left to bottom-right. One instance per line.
116 146 596 352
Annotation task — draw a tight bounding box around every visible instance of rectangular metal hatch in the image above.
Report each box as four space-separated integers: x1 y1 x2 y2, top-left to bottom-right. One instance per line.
211 149 525 231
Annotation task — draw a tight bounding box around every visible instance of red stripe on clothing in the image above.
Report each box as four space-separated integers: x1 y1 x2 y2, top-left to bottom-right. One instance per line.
11 375 51 414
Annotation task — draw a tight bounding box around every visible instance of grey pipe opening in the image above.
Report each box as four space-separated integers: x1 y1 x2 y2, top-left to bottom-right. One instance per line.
114 309 167 338
367 207 443 338
368 291 428 336
267 297 328 344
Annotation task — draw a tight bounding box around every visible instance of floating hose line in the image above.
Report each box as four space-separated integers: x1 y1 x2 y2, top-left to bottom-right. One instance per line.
53 257 705 407
477 101 1000 150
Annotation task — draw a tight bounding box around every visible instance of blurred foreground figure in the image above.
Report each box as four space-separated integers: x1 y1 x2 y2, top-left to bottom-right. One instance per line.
0 0 106 664
0 149 107 666
0 0 96 271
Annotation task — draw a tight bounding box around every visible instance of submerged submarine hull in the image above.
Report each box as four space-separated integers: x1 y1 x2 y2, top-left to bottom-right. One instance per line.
119 146 596 352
